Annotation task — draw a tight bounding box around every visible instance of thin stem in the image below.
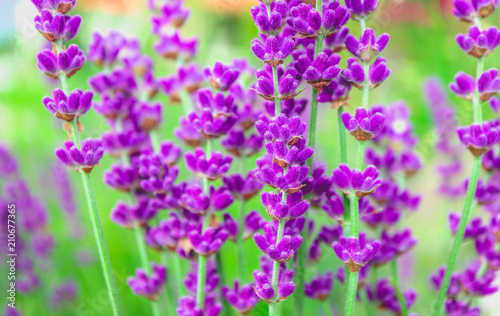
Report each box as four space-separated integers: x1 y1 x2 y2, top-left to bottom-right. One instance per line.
349 194 360 238
359 18 367 33
237 197 246 281
360 287 374 316
355 141 365 170
160 253 173 316
179 89 194 115
474 56 485 122
196 138 214 308
173 254 185 298
361 61 370 108
432 156 481 315
345 271 359 316
150 129 161 153
79 170 122 316
322 300 334 316
391 258 408 316
272 65 281 115
269 220 286 316
338 106 348 164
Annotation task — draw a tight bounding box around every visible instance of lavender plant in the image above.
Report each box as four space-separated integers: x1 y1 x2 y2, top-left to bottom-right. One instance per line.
29 1 122 315
432 1 500 314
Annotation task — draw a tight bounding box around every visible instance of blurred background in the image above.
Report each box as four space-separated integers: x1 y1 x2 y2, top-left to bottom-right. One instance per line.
1 0 500 315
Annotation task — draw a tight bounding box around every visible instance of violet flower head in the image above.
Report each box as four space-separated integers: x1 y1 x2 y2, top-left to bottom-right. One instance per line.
430 267 462 297
478 68 500 101
37 44 86 79
221 129 264 157
254 65 302 100
87 31 128 67
342 57 391 89
203 61 240 91
158 140 182 166
374 279 417 314
189 225 229 256
251 35 295 67
222 281 260 315
260 191 310 222
34 9 81 42
150 0 190 32
325 27 350 52
345 0 379 20
160 64 204 101
482 148 500 171
401 151 423 177
445 299 481 316
345 28 390 61
254 222 303 262
186 88 238 139
133 102 162 132
456 121 500 156
372 229 417 265
127 263 166 300
137 153 179 193
449 213 487 239
103 164 137 192
175 117 206 148
177 295 222 316
461 261 498 296
305 271 333 300
110 199 158 229
457 26 500 58
222 172 263 201
474 178 500 205
317 76 352 109
185 148 232 181
332 231 381 272
42 88 92 121
154 32 197 61
341 107 386 141
55 139 104 173
322 1 350 36
453 0 499 21
287 3 322 39
332 163 382 197
181 185 234 215
31 0 76 14
250 1 287 35
0 145 18 178
253 257 296 302
296 52 341 92
490 95 500 112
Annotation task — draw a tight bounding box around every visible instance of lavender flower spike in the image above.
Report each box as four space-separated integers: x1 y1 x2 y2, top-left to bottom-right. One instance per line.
251 35 295 67
456 121 500 156
299 52 341 93
42 88 92 121
450 71 476 100
345 28 390 61
478 68 500 101
345 0 379 20
332 231 381 272
127 263 166 300
456 26 500 58
36 44 86 79
203 61 240 91
34 9 81 42
332 163 382 197
342 57 391 89
55 139 104 173
341 107 386 141
184 148 232 181
222 281 260 315
31 0 76 14
453 0 499 21
305 271 333 300
287 3 322 39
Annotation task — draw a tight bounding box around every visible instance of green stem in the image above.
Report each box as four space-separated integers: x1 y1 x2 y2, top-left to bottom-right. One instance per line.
237 197 246 281
345 271 359 316
355 141 365 170
391 259 408 316
272 65 281 115
179 89 194 115
474 56 485 122
349 194 360 238
160 253 173 316
361 61 370 108
269 220 286 316
433 156 481 315
359 18 367 33
338 106 348 164
150 129 161 153
79 170 122 316
196 139 214 308
361 287 374 316
322 300 334 316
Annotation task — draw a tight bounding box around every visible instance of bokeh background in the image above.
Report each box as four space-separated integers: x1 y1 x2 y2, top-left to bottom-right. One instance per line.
1 0 500 315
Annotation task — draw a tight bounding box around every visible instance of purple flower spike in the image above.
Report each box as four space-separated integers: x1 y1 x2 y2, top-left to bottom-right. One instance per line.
251 35 295 67
261 191 310 222
453 0 499 21
177 295 222 316
154 32 197 61
87 31 128 67
127 263 166 300
345 28 390 61
31 0 76 14
253 257 296 302
345 0 379 20
254 65 302 101
322 1 350 36
431 267 462 297
134 102 162 132
42 88 92 121
34 9 81 42
372 229 418 266
55 139 104 173
317 77 352 109
325 27 350 52
221 281 260 315
103 164 137 192
342 57 390 89
250 1 287 35
449 213 487 239
298 52 342 93
137 153 179 194
187 89 238 139
181 185 234 215
375 279 417 314
478 68 500 101
305 271 333 300
222 172 263 201
189 226 229 256
456 121 500 156
332 231 381 272
445 299 481 316
456 26 500 58
482 148 500 171
254 226 303 262
449 72 476 100
150 0 190 31
490 95 500 112
203 61 240 91
175 117 206 148
341 107 386 141
37 44 85 79
110 199 158 229
461 261 498 296
287 3 322 39
332 163 382 197
221 129 264 157
185 148 232 181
